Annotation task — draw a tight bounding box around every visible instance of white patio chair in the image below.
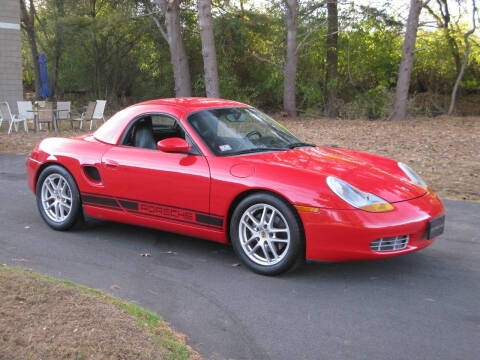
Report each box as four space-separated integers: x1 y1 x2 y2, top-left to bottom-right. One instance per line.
91 100 106 130
56 101 71 129
17 101 34 120
17 101 34 129
0 101 28 134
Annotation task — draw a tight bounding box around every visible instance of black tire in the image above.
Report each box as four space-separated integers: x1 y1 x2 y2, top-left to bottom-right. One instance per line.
36 164 82 231
230 193 304 275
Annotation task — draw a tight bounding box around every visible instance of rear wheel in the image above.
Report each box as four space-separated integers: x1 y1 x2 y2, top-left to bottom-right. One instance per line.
36 165 82 230
230 193 304 275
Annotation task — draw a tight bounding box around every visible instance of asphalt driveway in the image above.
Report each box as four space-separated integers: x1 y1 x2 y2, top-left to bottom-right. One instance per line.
1 152 479 360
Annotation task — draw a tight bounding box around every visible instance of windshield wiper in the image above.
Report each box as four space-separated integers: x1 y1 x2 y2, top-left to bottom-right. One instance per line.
287 142 316 149
230 147 287 155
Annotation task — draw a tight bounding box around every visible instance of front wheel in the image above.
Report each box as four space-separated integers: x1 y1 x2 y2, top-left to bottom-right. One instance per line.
36 165 82 231
230 193 304 275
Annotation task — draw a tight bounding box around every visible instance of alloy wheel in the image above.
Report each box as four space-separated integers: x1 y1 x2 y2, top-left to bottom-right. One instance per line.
238 203 291 266
41 173 73 223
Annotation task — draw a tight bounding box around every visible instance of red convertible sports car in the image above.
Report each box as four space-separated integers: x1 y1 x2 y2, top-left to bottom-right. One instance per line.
26 98 445 275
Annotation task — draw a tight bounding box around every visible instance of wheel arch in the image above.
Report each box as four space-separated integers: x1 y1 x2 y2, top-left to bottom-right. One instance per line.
35 161 77 193
225 189 306 247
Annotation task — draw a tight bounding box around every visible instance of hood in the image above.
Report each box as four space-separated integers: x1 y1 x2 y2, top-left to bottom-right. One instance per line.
236 146 426 203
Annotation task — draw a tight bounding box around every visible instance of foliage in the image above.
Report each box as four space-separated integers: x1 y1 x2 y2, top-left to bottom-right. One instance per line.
22 0 480 118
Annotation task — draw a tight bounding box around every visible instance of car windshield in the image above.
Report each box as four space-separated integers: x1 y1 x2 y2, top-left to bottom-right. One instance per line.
187 107 314 156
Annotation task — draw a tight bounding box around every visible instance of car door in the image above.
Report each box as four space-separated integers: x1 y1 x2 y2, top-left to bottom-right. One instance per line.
100 114 220 230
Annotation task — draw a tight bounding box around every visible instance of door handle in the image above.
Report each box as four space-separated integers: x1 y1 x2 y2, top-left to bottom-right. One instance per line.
104 159 119 168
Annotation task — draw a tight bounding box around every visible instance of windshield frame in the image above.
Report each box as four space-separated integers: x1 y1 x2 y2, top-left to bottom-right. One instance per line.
186 106 310 157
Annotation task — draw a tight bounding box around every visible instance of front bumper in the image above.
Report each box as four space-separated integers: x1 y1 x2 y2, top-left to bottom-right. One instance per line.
300 191 445 261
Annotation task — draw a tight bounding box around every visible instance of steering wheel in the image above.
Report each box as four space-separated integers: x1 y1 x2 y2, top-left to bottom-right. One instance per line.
245 130 262 140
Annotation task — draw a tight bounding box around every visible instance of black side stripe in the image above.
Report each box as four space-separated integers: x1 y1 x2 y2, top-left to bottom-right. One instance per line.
81 191 224 218
118 200 139 210
196 214 223 227
83 203 122 212
82 195 119 208
81 192 223 229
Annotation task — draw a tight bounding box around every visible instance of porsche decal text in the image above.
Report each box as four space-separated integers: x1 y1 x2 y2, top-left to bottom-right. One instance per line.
81 192 223 229
139 203 193 221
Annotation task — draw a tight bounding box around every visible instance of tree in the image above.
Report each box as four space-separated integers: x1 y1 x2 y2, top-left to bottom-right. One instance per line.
17 0 480 116
391 0 428 120
48 0 66 97
251 0 299 116
197 0 220 98
448 0 477 115
154 0 192 97
425 0 461 76
325 0 338 118
83 0 103 98
20 0 41 100
284 0 298 117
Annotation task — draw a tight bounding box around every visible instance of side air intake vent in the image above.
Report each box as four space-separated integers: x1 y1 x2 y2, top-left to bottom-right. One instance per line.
370 235 409 252
83 166 101 182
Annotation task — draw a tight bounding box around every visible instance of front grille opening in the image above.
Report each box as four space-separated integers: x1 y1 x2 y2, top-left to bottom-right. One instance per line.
370 235 409 252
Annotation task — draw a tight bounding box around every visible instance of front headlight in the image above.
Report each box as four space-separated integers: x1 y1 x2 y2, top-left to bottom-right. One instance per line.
397 162 428 188
326 176 394 213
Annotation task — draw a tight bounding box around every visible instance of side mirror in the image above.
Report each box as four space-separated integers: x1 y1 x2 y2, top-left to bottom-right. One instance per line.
157 137 190 153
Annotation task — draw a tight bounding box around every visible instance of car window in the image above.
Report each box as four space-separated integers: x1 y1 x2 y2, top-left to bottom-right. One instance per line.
215 112 264 138
188 107 307 156
152 115 176 129
122 114 201 155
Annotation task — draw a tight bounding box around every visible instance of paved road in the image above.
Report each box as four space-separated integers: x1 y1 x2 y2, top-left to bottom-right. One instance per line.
1 152 479 360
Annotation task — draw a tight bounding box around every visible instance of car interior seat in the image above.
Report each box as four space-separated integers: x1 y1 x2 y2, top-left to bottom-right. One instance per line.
134 117 156 150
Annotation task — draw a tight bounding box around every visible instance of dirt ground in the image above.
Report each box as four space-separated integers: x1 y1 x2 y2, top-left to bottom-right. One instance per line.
0 122 84 154
0 116 478 200
0 265 200 360
276 115 479 201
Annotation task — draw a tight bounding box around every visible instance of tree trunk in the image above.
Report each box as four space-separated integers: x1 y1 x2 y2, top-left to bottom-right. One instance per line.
86 0 101 98
155 0 192 97
445 28 461 76
26 32 41 100
448 0 477 115
326 0 338 118
49 0 65 98
391 0 424 120
20 0 41 100
197 0 219 98
283 0 297 117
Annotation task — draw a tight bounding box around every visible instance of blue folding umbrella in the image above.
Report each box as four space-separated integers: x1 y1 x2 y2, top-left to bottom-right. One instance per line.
39 53 51 99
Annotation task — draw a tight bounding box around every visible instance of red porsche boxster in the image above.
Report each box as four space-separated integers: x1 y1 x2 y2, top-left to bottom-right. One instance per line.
26 98 445 275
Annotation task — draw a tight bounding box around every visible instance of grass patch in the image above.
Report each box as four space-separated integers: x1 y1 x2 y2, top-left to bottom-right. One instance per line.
0 265 200 360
